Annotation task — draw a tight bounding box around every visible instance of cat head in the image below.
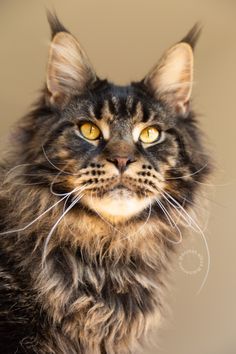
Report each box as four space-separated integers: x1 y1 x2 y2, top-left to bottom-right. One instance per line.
19 13 209 223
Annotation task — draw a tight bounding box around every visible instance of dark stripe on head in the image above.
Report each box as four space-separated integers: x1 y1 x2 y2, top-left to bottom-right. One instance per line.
92 100 104 120
128 97 138 117
107 98 116 115
117 98 128 118
141 104 151 122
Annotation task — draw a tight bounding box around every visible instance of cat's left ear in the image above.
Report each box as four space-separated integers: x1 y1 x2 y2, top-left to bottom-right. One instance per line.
46 12 97 107
143 24 201 116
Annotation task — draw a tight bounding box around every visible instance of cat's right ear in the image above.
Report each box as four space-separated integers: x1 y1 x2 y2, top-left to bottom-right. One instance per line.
143 24 201 117
46 12 97 107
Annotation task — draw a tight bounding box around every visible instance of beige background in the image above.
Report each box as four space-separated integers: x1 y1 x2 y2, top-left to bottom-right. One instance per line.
0 1 235 353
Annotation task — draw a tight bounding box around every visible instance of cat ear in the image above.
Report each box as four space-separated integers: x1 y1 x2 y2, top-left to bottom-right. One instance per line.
46 12 97 106
144 24 201 116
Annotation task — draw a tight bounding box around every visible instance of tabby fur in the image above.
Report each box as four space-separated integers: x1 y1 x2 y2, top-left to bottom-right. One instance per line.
0 13 211 354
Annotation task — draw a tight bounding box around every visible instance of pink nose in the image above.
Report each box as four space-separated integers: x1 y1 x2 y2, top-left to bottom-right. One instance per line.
107 156 136 172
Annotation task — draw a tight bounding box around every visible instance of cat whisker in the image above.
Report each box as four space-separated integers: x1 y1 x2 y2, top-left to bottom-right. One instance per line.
143 190 153 228
2 163 34 184
155 198 183 245
166 163 209 180
192 180 232 187
167 192 205 212
55 184 90 240
0 187 79 236
4 181 46 187
63 185 88 213
42 144 78 176
49 166 73 197
159 189 197 229
42 185 88 267
120 194 152 242
3 173 45 185
163 186 221 210
157 186 210 294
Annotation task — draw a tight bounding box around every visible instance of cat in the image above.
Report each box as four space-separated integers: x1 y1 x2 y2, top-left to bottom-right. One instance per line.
0 12 211 354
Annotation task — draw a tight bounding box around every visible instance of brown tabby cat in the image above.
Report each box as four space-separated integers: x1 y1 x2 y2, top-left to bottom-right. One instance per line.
0 12 211 354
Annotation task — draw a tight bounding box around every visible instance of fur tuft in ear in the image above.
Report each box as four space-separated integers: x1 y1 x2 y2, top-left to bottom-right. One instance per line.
181 23 202 50
47 11 69 39
46 16 97 107
143 25 201 116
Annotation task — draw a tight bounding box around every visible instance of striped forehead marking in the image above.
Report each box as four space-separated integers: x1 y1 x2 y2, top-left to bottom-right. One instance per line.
89 95 154 125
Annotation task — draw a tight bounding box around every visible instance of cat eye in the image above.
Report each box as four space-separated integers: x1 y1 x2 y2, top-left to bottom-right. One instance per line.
139 126 161 144
79 122 101 141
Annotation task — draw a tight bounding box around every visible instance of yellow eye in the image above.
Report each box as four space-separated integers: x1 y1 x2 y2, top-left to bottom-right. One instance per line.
80 122 101 141
139 126 160 144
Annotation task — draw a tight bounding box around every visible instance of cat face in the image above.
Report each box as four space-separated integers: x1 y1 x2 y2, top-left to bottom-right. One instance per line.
45 86 175 220
22 15 209 223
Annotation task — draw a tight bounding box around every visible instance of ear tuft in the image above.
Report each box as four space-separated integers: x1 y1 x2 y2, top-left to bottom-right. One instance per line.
47 10 69 39
181 23 202 49
46 31 97 107
144 42 194 116
143 25 202 116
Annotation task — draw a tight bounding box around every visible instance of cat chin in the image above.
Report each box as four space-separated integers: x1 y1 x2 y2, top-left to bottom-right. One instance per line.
81 188 152 222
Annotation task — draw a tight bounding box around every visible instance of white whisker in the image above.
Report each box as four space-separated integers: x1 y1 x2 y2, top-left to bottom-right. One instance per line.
2 163 33 183
0 187 79 236
155 198 183 245
63 185 88 213
166 163 209 180
7 182 46 187
0 195 68 236
49 168 71 197
159 192 192 228
41 186 87 267
193 180 231 187
42 145 76 176
157 185 210 294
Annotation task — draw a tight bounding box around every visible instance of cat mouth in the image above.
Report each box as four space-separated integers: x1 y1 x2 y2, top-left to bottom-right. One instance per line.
107 184 134 197
83 174 154 199
85 179 153 199
82 182 152 221
93 183 134 199
110 184 131 192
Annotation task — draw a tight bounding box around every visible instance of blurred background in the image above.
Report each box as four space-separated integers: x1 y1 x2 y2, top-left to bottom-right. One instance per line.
0 1 235 353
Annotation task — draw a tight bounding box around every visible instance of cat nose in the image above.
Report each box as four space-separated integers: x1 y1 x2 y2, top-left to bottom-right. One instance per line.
107 156 136 173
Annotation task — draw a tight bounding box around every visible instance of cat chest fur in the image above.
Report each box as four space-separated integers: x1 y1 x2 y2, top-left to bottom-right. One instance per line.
34 247 163 352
